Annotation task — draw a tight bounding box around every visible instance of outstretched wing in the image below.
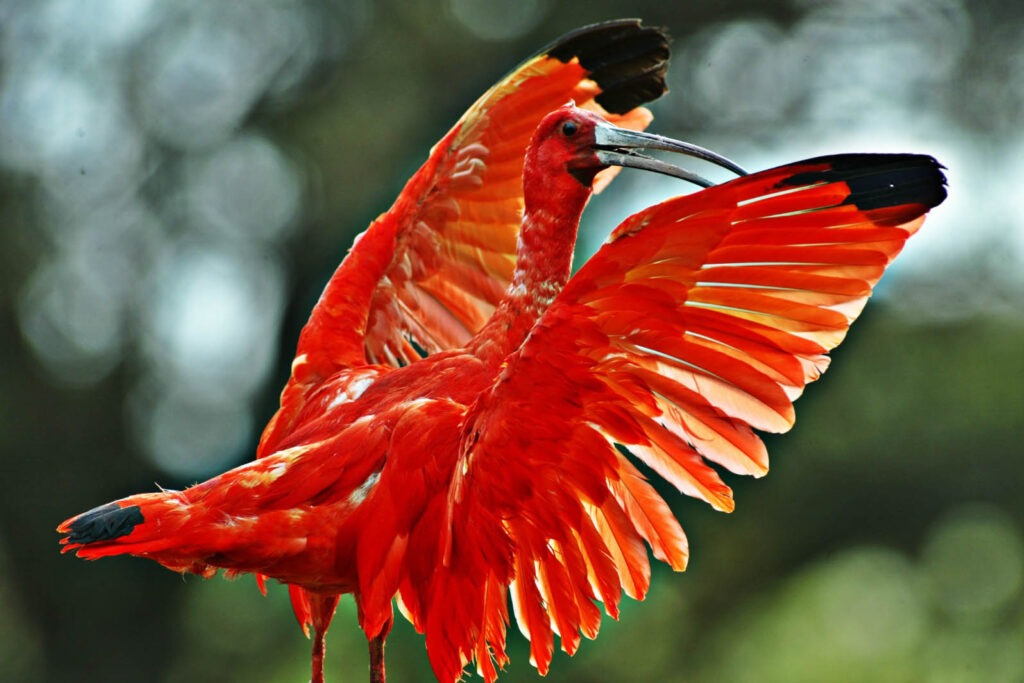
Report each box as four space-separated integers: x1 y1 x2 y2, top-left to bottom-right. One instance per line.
260 20 669 457
257 19 671 637
433 154 947 680
288 20 668 383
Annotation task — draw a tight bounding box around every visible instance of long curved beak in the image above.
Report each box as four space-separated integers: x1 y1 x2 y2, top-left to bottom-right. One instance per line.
594 122 748 188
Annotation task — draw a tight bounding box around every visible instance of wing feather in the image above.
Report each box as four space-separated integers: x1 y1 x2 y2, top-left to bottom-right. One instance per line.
292 20 669 386
443 153 946 675
258 19 669 455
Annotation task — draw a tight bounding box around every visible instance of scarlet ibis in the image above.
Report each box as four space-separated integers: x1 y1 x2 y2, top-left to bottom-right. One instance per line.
58 20 947 683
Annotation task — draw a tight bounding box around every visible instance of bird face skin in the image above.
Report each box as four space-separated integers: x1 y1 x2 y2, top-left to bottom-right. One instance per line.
529 105 747 189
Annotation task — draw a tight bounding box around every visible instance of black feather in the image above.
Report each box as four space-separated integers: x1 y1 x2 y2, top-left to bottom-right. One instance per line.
778 153 948 212
544 19 670 114
66 503 143 544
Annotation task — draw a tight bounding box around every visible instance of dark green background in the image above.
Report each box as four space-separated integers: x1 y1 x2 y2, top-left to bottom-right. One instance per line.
2 1 1021 681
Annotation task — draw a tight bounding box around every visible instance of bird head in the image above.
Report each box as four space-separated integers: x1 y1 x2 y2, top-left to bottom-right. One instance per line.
528 104 747 190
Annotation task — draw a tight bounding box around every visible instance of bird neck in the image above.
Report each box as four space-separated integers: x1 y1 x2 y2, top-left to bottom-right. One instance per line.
469 173 591 363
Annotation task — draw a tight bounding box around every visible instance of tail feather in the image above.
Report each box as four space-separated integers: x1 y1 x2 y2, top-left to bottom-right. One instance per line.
60 502 144 546
58 491 207 571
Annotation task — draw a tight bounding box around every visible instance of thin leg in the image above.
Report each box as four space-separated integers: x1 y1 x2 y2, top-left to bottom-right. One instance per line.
367 612 393 683
310 594 341 683
368 632 386 683
312 627 328 683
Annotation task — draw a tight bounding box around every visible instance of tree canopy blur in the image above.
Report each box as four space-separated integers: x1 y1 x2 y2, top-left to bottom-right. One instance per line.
1 1 1021 681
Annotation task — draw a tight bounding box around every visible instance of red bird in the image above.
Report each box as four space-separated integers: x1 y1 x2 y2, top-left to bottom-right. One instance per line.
58 20 947 683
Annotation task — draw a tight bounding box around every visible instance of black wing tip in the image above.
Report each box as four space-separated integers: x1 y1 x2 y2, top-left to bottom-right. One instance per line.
779 153 948 212
544 20 670 114
64 503 144 545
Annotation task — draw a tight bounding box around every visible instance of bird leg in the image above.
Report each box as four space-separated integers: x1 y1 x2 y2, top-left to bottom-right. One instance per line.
368 615 393 683
312 629 327 683
310 594 341 683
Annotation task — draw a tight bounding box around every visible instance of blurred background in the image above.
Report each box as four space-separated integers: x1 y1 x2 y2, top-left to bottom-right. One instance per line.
2 0 1022 681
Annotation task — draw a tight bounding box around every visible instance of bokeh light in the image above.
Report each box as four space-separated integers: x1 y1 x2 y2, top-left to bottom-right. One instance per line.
690 507 1024 683
184 134 302 244
4 0 341 478
3 2 1022 682
449 0 551 41
18 254 128 385
921 504 1024 621
695 548 928 683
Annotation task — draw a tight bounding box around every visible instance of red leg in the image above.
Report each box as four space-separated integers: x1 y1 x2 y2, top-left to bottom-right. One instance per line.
310 594 341 683
358 598 393 683
368 632 386 683
311 628 327 683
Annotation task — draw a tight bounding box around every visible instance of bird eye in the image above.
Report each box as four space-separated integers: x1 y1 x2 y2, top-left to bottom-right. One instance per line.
561 121 578 137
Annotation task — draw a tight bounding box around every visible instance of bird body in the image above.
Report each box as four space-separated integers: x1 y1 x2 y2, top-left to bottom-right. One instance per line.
59 20 947 683
59 104 637 667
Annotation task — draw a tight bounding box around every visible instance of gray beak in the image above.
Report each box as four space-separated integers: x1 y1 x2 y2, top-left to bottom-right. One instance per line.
593 122 747 188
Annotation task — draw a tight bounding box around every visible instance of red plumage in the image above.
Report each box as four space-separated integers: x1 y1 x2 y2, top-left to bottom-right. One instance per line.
58 19 946 683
